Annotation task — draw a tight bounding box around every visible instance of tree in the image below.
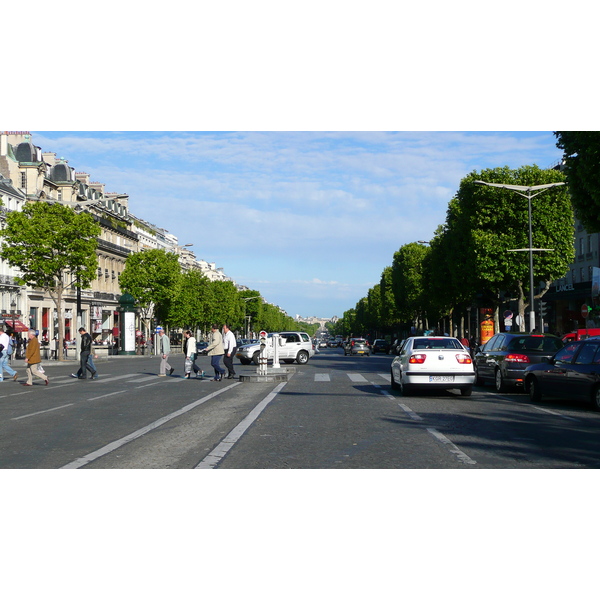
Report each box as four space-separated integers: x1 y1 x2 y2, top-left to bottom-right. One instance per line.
447 165 574 330
119 249 182 336
205 280 244 330
168 269 214 331
0 201 101 360
555 132 600 232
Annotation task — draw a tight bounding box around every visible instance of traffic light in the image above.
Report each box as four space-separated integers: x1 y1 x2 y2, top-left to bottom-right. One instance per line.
540 301 548 317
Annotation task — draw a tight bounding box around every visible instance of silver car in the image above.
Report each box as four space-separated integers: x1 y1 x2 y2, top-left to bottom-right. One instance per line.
343 338 370 356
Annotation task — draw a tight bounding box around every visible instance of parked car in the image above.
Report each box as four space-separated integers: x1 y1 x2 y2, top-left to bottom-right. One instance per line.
525 338 600 410
236 331 315 365
196 341 209 355
372 339 391 354
389 339 404 355
473 333 564 392
390 336 475 396
343 338 370 356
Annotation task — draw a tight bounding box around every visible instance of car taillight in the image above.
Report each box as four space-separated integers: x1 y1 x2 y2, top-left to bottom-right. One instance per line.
351 341 355 346
455 353 472 364
409 353 427 364
505 354 530 363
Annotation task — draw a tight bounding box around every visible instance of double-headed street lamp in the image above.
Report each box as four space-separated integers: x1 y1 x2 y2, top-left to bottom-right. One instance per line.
474 180 565 333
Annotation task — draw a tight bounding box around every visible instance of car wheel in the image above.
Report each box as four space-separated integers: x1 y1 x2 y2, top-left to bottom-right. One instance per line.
495 369 507 393
239 358 251 366
528 376 542 403
252 351 260 366
591 385 600 411
399 375 412 396
390 367 400 390
460 386 472 397
296 350 309 365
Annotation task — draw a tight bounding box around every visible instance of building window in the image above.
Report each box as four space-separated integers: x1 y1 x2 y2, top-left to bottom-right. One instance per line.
581 267 585 282
589 266 594 281
572 269 577 284
588 236 593 253
20 172 26 188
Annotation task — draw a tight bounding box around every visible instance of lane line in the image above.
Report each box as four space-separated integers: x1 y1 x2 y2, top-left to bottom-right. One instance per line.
59 382 241 469
528 405 580 421
426 428 477 465
196 381 288 469
87 390 128 402
12 404 74 421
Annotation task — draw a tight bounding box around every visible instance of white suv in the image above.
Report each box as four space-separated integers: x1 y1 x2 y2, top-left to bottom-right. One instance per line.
236 332 315 365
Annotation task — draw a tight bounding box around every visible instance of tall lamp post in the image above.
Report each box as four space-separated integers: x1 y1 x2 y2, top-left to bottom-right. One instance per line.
474 181 565 333
242 295 261 339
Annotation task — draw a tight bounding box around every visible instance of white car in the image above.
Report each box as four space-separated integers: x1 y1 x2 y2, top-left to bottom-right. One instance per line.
236 331 315 365
390 336 475 396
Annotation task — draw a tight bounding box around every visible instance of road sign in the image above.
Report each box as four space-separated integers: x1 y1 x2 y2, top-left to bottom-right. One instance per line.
503 310 513 320
582 304 589 318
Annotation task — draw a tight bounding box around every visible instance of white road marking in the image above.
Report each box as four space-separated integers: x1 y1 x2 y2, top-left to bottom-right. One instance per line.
59 382 241 469
347 373 368 382
528 405 580 421
86 390 128 402
12 404 74 421
426 427 477 465
379 373 391 382
398 402 424 421
196 381 288 469
315 374 330 382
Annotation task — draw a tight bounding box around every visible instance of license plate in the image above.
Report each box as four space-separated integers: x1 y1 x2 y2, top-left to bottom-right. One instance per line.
429 375 454 382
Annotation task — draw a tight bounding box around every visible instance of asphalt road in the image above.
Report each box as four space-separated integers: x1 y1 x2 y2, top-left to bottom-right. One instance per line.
2 348 600 469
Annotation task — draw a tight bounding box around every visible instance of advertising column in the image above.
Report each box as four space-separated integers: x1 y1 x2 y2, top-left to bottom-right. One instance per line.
479 308 495 345
118 293 137 356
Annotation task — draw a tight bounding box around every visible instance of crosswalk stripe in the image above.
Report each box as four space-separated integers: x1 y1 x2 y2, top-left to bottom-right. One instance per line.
314 373 330 382
347 373 368 382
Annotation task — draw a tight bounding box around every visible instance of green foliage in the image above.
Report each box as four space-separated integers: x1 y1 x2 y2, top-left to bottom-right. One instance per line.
555 132 600 233
119 249 182 323
391 242 429 322
0 202 100 290
168 270 214 329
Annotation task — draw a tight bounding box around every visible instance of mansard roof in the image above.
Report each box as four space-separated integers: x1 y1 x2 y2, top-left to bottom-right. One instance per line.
14 139 41 163
48 161 75 183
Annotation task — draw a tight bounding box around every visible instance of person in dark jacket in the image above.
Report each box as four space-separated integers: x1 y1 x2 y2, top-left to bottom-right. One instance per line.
77 327 98 380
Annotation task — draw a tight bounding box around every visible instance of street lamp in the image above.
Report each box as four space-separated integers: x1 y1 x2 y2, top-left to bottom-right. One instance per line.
10 298 16 331
242 295 261 338
474 180 565 333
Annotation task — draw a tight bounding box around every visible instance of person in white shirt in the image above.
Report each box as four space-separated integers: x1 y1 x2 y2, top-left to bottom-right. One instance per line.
222 323 237 379
0 326 18 382
183 330 201 379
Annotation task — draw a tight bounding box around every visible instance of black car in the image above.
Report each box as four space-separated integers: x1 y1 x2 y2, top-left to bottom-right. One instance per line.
473 333 563 392
524 338 600 410
372 339 391 354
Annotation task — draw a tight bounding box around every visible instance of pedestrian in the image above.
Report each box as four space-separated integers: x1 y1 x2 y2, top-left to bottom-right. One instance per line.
183 330 201 379
77 327 98 380
24 329 49 386
71 348 99 379
49 336 57 360
157 326 174 376
0 325 18 382
222 323 237 379
205 324 226 382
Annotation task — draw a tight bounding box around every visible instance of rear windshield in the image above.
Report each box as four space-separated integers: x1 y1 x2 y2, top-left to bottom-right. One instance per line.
506 336 563 352
412 338 464 350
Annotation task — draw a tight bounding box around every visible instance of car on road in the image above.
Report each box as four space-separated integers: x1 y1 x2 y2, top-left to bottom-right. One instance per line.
343 338 370 356
318 339 328 348
236 331 315 365
524 338 600 410
473 333 563 392
372 339 391 354
390 336 475 396
196 341 209 355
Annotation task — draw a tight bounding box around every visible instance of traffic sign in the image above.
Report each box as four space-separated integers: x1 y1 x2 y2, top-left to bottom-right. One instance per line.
503 310 513 320
582 304 589 318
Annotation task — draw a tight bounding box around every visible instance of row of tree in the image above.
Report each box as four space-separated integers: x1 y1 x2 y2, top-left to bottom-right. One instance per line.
0 202 318 360
119 248 319 338
329 164 576 341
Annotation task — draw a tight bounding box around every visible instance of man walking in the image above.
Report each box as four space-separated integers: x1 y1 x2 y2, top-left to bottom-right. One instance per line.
77 327 98 380
222 323 237 379
157 327 174 376
206 324 226 381
24 330 49 386
0 325 18 382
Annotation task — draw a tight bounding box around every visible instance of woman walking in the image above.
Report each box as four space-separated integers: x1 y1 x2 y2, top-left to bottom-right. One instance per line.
183 330 201 379
205 324 226 382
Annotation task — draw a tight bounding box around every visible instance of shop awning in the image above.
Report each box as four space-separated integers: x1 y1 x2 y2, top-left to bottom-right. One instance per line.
3 320 29 332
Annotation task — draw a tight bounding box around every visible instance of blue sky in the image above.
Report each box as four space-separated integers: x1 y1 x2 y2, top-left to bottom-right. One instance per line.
31 131 565 318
